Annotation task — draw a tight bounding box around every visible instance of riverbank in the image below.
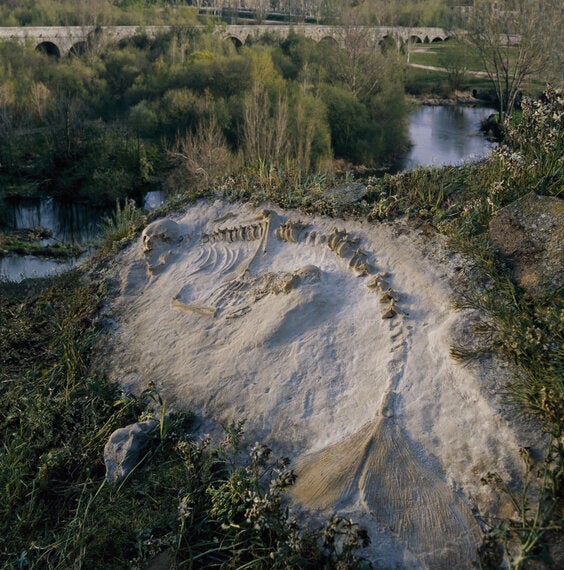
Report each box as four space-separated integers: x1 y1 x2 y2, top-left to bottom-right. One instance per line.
409 89 488 106
0 227 84 258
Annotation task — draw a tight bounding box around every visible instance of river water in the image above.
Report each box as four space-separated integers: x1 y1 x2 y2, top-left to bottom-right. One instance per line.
0 105 495 281
394 105 496 171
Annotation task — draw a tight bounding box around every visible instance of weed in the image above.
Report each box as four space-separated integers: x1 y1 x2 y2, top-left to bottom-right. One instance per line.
479 441 563 569
100 199 146 252
172 422 370 568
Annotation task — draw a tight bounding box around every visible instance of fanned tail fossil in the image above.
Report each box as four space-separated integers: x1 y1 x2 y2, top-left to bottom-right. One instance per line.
292 315 480 568
293 408 480 568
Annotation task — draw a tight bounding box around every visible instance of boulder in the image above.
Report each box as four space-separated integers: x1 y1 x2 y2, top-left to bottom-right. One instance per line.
323 182 367 206
489 193 563 295
104 419 158 484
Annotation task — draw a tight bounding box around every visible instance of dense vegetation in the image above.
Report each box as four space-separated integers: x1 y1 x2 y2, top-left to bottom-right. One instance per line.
0 26 408 212
0 0 200 27
0 0 456 28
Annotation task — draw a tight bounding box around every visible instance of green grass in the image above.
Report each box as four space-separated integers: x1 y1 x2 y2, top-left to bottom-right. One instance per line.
409 41 485 72
407 40 547 99
0 235 84 259
405 65 494 97
99 199 147 253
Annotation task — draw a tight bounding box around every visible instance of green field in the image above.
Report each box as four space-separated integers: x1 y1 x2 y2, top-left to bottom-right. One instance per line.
407 39 547 98
409 40 485 72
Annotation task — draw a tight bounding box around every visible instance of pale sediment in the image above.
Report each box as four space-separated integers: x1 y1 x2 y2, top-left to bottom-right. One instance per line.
100 199 539 568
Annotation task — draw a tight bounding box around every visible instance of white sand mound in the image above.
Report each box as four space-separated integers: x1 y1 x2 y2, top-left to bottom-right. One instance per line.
101 200 538 568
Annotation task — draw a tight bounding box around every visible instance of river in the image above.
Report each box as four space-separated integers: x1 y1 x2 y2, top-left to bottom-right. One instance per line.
393 104 496 171
0 105 495 281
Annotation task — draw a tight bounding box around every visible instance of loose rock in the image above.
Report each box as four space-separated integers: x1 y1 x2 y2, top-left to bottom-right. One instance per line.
104 419 158 484
489 192 563 295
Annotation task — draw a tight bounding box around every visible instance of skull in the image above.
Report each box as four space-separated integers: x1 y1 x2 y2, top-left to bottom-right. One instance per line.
141 219 182 253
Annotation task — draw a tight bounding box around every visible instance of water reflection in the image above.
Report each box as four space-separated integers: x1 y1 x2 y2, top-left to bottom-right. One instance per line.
2 197 106 244
395 105 496 171
1 198 106 281
0 255 82 282
0 192 165 281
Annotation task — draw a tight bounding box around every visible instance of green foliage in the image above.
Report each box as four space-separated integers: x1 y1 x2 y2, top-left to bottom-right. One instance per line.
173 423 370 568
100 198 147 251
366 87 562 231
461 0 560 120
321 84 371 163
0 0 198 27
221 161 332 213
0 234 83 259
1 26 409 206
503 86 563 196
479 442 563 569
0 269 146 567
347 0 450 27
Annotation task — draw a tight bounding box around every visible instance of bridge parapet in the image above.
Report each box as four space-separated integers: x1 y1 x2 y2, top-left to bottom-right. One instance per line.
222 25 449 47
0 24 449 56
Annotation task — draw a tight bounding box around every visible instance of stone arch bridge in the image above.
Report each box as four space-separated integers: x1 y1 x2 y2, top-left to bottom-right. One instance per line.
0 24 449 56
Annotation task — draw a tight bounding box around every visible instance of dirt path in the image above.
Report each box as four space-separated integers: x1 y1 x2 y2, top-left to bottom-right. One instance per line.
408 62 490 78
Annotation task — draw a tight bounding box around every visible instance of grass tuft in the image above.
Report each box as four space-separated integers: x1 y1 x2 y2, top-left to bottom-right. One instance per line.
100 199 146 253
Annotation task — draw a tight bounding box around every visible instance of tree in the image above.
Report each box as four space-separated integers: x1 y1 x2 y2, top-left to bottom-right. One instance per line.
438 40 468 95
241 48 290 165
330 20 390 101
166 114 234 191
463 0 561 121
242 80 289 165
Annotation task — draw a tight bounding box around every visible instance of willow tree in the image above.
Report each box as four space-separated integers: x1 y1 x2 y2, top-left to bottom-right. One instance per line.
463 0 561 121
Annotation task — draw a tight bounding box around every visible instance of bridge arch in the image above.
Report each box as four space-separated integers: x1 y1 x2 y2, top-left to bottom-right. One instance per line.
226 35 243 48
69 41 88 56
379 35 397 53
0 25 451 58
319 36 338 46
36 41 60 57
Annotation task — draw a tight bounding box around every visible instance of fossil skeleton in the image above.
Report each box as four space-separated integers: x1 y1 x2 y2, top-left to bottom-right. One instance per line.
274 219 309 243
178 214 401 320
136 208 482 567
